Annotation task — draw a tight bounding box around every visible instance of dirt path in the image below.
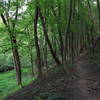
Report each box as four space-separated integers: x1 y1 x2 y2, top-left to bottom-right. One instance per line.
5 53 100 100
72 54 100 100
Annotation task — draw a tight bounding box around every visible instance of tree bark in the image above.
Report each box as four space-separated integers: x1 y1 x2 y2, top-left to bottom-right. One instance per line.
38 8 61 65
1 13 22 87
63 0 73 76
9 32 22 86
97 0 100 28
51 6 63 61
34 6 42 78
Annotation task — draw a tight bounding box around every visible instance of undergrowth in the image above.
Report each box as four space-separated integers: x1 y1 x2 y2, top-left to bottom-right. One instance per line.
0 68 36 100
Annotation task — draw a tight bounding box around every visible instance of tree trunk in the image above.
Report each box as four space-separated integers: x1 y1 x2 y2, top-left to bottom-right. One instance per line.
63 0 73 76
34 6 42 78
97 0 100 28
38 8 61 65
9 32 22 87
28 44 34 76
27 28 34 76
1 14 22 87
51 6 63 62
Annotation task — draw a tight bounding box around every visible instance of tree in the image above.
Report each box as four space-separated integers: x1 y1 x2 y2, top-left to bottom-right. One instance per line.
63 0 73 77
38 7 61 66
34 5 43 78
0 0 22 87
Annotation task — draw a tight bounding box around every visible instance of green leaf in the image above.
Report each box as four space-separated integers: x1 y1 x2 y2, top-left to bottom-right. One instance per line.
0 7 4 14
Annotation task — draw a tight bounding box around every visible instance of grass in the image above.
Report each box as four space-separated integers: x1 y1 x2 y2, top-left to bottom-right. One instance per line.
0 68 36 100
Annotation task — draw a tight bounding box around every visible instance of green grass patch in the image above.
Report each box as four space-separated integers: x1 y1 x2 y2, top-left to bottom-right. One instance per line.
0 68 36 100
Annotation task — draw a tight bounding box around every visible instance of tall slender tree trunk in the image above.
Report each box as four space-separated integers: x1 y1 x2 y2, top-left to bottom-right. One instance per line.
11 0 22 86
45 40 48 71
27 29 34 76
97 0 100 28
57 20 63 62
51 6 63 61
63 0 73 76
1 13 22 87
34 6 42 78
28 43 34 76
30 51 34 76
38 8 61 65
10 32 22 86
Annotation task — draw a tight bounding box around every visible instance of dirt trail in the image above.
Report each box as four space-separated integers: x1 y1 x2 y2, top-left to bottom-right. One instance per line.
5 53 100 100
72 54 100 100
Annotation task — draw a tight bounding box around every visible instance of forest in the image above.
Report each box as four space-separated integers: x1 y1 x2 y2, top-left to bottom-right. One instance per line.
0 0 100 100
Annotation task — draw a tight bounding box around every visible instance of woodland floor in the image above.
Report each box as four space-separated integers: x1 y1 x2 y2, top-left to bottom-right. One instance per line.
5 51 100 100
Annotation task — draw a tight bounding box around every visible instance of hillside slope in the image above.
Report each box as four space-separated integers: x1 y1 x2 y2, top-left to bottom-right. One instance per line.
5 51 100 100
